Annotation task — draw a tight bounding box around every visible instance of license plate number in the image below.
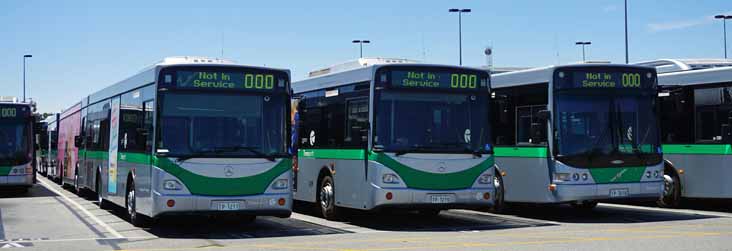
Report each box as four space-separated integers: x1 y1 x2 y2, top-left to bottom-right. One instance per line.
429 194 454 204
609 189 630 198
213 201 242 211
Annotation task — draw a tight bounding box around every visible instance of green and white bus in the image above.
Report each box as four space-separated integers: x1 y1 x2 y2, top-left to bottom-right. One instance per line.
490 64 664 210
292 58 495 219
58 57 293 225
635 59 732 206
0 99 37 193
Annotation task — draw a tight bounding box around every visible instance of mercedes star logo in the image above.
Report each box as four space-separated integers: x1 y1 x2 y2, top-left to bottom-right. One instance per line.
225 166 234 177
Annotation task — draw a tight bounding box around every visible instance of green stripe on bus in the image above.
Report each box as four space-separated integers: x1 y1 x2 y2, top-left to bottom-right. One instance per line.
494 147 548 158
79 150 109 160
153 157 292 196
370 153 493 190
589 166 646 184
119 152 151 164
0 166 11 176
662 144 732 155
299 149 365 159
298 148 493 190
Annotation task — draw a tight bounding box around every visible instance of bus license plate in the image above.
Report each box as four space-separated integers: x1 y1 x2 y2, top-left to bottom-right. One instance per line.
429 194 454 204
213 201 242 211
609 189 630 198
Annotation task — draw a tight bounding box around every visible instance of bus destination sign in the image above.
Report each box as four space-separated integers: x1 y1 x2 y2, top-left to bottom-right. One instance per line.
555 70 655 90
175 71 287 92
390 70 485 90
0 105 29 119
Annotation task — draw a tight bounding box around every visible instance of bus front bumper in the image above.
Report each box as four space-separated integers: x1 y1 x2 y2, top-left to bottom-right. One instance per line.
0 174 34 187
152 192 292 218
371 185 495 210
554 181 663 202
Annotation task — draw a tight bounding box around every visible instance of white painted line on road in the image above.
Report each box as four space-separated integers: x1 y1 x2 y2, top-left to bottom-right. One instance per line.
600 203 732 218
290 213 384 234
0 237 149 244
449 209 562 226
39 179 125 239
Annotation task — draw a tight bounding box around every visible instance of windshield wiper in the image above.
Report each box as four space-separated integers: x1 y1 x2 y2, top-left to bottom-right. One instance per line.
213 146 277 162
176 146 277 162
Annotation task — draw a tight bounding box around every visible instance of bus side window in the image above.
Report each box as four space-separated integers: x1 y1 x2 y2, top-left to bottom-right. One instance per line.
345 98 368 148
143 100 154 152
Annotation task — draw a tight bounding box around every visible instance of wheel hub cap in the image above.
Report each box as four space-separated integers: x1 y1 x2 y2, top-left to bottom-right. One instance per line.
320 183 333 209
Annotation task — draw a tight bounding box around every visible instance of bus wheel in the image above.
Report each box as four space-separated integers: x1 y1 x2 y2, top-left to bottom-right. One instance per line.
96 175 110 210
126 181 146 227
318 175 340 220
73 173 82 195
570 201 598 210
491 174 506 213
658 172 681 208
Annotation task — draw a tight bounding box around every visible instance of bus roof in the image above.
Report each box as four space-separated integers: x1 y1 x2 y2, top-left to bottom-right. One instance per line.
491 63 655 89
634 58 732 74
293 59 487 93
656 66 732 87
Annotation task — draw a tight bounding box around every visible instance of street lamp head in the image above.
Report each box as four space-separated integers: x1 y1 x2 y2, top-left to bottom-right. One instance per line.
24 55 32 58
461 9 471 13
362 40 370 44
449 9 459 12
727 16 732 19
352 40 360 43
716 15 726 19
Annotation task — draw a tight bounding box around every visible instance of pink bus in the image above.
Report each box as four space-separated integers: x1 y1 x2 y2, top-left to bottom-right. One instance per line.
55 103 82 186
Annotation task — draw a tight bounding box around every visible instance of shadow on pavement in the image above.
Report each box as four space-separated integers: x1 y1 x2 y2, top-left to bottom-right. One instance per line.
293 202 555 232
0 183 58 199
496 203 719 224
624 200 732 214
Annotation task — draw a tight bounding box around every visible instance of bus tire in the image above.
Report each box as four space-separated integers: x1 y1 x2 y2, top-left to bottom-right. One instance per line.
126 180 147 227
658 170 681 208
96 174 110 210
318 175 341 220
491 173 507 213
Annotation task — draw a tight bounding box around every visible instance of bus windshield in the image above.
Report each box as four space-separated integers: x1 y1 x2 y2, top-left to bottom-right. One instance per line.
158 92 287 158
554 92 661 166
0 122 31 166
375 90 491 154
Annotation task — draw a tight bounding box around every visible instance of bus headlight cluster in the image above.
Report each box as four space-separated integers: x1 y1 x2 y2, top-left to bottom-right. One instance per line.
557 172 589 181
478 174 493 184
382 174 400 184
271 179 289 190
163 180 182 190
10 166 32 175
646 171 660 178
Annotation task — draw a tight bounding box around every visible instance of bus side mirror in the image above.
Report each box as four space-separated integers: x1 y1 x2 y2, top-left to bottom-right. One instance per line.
536 110 551 121
74 136 82 148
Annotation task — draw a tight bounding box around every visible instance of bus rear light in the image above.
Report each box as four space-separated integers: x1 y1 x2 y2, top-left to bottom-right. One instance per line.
167 199 175 207
385 192 393 200
548 184 557 192
278 198 286 206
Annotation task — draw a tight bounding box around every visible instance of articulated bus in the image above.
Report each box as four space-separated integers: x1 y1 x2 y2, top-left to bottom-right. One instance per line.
490 64 664 210
634 59 732 206
0 100 37 193
56 57 293 226
292 58 495 219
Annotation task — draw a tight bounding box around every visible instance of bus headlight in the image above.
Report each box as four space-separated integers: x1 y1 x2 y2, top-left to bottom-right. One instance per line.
653 170 660 178
555 173 571 181
382 174 400 184
271 179 289 190
646 171 652 178
478 174 492 184
163 180 182 190
572 173 580 181
581 173 589 181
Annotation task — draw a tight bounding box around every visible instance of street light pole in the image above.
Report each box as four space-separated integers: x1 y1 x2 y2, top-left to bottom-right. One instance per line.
352 40 371 58
22 54 32 102
449 8 471 66
624 0 629 64
715 15 732 59
575 42 591 62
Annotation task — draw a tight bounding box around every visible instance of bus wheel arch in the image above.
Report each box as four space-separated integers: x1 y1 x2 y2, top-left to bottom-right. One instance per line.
658 159 682 208
316 167 340 220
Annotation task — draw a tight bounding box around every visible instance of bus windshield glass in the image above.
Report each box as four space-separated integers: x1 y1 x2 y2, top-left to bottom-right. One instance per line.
554 92 661 166
375 91 491 154
158 93 287 158
0 121 31 166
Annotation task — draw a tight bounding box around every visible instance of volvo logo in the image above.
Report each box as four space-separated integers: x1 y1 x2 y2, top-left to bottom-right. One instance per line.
225 166 234 177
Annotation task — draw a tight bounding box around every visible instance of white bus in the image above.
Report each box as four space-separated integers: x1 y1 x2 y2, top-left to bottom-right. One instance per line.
57 57 293 225
635 59 732 206
0 99 37 193
292 58 495 219
490 64 664 210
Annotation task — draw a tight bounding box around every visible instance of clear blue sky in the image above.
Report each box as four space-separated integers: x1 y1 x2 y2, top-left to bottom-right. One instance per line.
1 0 730 113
